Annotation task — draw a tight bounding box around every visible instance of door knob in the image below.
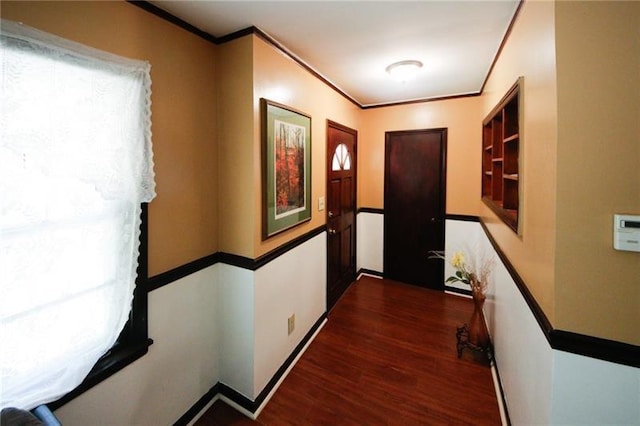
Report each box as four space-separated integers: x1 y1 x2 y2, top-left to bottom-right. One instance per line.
328 211 334 218
328 228 337 235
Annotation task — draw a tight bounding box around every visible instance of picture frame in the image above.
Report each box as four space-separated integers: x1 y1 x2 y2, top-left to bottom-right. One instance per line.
261 98 312 239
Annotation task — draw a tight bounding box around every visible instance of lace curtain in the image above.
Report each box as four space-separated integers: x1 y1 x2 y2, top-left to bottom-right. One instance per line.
0 20 155 409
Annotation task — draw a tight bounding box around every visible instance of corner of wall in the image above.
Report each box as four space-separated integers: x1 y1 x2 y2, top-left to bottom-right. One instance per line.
217 263 256 399
216 35 256 259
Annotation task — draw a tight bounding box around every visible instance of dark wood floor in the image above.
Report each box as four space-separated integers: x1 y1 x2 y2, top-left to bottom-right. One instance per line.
195 276 501 425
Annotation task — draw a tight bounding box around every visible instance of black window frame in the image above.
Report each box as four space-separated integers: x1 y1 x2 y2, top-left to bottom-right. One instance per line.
47 203 153 410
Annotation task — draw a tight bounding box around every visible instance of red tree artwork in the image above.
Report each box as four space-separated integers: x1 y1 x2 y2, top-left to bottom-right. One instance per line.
274 120 305 216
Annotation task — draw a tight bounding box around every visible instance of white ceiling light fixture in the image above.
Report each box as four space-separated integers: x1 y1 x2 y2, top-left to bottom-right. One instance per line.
385 60 423 83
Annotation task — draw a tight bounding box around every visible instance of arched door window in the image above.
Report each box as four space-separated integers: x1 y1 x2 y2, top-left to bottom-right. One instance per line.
331 143 351 171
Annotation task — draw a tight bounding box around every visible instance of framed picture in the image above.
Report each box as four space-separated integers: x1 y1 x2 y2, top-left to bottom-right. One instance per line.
261 98 312 239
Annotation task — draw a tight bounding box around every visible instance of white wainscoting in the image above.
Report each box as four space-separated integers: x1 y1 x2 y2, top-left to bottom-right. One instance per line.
357 214 638 424
444 219 482 293
54 266 221 425
447 219 640 425
52 218 637 425
445 218 552 424
550 351 640 425
475 227 554 425
253 233 326 398
53 233 327 425
218 232 327 401
218 263 255 399
356 211 384 274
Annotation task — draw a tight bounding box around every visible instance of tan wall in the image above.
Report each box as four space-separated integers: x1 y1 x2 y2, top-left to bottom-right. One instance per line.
554 1 640 344
216 36 255 258
479 0 559 325
252 36 361 257
2 1 220 277
359 97 483 215
5 0 636 348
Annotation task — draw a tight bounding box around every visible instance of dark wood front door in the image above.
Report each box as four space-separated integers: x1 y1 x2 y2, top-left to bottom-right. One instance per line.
384 128 446 289
326 121 357 310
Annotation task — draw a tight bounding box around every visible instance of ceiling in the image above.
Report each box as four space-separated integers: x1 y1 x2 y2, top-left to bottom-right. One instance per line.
150 1 521 107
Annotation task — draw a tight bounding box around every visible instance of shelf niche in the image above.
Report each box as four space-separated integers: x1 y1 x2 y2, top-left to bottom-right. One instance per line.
481 77 522 233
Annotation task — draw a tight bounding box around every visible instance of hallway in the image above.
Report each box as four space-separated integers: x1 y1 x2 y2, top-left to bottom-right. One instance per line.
196 276 502 425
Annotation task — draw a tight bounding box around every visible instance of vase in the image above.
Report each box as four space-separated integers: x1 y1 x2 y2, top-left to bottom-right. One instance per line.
467 286 489 349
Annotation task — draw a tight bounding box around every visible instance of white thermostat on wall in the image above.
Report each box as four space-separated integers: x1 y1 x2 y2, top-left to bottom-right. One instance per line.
613 214 640 252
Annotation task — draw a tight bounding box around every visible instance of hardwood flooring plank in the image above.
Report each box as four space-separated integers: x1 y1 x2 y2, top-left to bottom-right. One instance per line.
195 276 501 425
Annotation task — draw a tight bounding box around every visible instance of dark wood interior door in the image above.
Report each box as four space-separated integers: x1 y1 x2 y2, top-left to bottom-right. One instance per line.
384 128 446 289
326 121 357 310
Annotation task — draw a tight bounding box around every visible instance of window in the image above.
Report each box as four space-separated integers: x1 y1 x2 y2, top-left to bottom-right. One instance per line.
0 20 155 410
331 143 352 171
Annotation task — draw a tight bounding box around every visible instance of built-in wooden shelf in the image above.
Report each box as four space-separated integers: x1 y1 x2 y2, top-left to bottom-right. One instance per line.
503 134 519 143
482 77 522 233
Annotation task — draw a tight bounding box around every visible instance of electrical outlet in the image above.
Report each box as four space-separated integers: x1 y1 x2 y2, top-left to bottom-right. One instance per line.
288 314 295 335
